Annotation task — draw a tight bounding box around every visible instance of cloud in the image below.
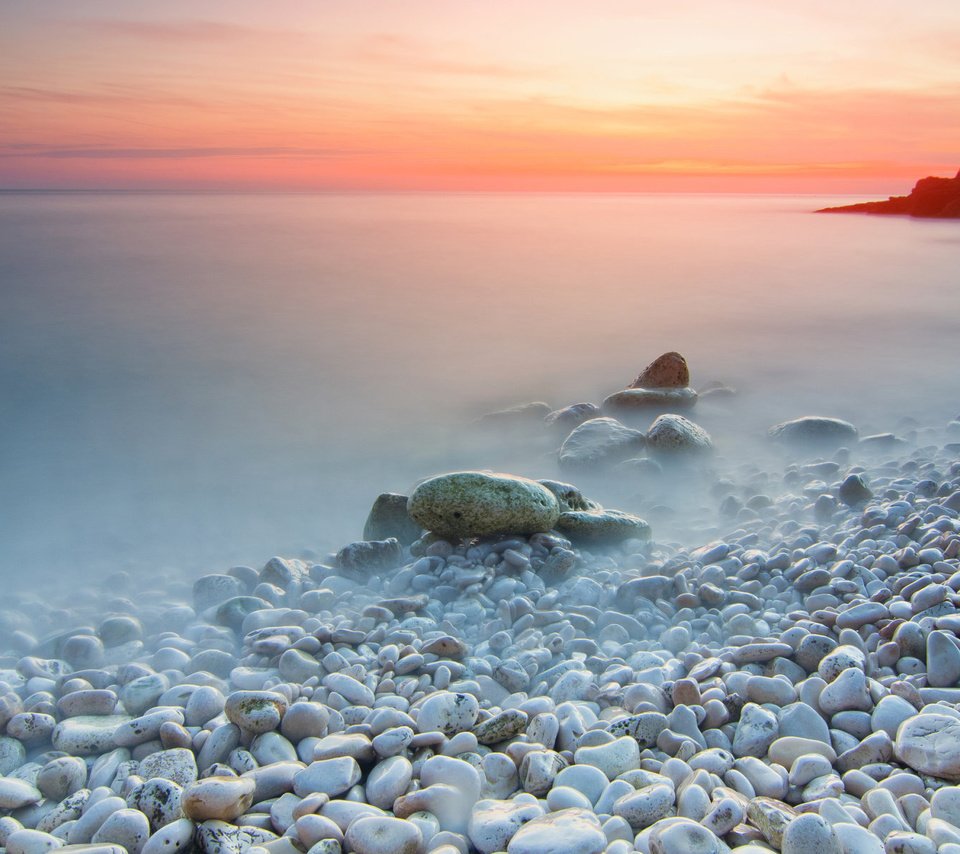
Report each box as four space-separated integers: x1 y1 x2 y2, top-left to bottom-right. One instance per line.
0 145 367 160
353 34 541 79
74 17 307 46
1 85 200 108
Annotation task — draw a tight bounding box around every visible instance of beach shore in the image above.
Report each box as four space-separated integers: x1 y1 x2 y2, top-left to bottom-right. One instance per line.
2 364 960 854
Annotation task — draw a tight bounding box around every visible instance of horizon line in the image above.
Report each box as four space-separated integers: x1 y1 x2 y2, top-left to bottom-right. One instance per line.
0 187 877 197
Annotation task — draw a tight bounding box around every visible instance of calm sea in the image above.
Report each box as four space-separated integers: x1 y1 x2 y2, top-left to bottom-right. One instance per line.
2 192 958 588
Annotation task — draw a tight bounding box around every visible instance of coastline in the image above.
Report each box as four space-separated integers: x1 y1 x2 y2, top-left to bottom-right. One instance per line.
3 359 960 852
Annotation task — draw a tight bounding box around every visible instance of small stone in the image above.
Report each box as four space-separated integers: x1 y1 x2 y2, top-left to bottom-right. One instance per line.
649 818 724 854
91 808 151 854
895 713 960 780
136 748 198 787
838 474 872 506
336 539 403 576
51 715 130 756
733 703 779 758
0 779 42 810
747 797 797 848
574 737 640 779
365 756 412 811
468 800 544 854
780 813 843 854
506 808 606 854
927 631 960 688
472 710 528 745
223 691 288 734
344 816 421 854
416 692 480 735
181 776 256 822
293 758 362 798
612 784 675 829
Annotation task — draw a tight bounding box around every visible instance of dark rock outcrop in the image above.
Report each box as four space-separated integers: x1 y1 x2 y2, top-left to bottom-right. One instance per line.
818 170 960 218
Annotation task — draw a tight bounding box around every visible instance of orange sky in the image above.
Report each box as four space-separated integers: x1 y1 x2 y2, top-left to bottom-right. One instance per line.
2 1 959 192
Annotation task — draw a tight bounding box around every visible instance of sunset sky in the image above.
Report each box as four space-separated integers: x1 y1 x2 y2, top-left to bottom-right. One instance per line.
2 1 959 192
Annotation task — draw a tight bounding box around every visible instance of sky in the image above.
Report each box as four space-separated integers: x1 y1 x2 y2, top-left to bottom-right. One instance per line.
1 1 959 193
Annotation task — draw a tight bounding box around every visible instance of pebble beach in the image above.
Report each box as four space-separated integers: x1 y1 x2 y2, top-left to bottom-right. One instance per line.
4 351 960 854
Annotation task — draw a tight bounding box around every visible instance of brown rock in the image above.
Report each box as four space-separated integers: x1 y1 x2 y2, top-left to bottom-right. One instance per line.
629 352 690 389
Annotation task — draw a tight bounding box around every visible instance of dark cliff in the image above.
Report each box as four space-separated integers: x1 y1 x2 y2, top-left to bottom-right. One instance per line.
818 170 960 218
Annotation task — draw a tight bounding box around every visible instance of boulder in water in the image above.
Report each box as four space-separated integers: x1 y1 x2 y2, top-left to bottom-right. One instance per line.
602 387 697 415
408 472 560 539
629 351 690 389
558 417 646 469
768 416 858 447
545 402 601 431
646 414 713 454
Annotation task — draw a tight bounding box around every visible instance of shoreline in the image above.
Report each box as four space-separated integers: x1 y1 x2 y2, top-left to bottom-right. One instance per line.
2 391 960 852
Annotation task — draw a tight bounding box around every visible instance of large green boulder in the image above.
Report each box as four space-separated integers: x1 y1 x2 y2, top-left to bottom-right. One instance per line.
408 472 560 539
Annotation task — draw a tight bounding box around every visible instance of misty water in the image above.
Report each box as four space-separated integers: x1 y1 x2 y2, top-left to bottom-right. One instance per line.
2 191 958 592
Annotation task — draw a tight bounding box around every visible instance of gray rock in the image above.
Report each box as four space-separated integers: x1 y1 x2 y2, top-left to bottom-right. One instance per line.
344 816 422 854
362 494 422 545
768 416 858 447
926 631 960 688
545 403 601 431
646 413 713 454
555 509 651 545
649 818 725 854
781 813 843 854
558 417 646 469
336 538 403 576
895 713 960 780
506 808 606 854
602 387 697 414
838 474 872 506
468 799 544 854
536 480 598 512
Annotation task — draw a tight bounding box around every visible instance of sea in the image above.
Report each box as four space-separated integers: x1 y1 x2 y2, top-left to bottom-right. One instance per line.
1 191 958 591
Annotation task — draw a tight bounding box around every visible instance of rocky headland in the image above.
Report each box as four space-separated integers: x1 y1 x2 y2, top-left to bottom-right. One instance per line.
3 352 960 854
818 170 960 218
